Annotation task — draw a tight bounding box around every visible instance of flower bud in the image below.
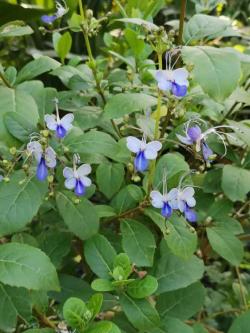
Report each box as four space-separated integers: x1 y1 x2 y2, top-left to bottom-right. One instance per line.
127 163 134 173
4 177 10 183
22 164 29 170
2 160 8 165
40 130 50 138
74 198 80 204
49 191 54 197
18 179 26 185
63 146 70 153
47 175 54 183
132 175 141 183
9 147 16 155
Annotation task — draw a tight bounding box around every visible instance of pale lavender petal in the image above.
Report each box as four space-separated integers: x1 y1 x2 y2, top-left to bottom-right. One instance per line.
27 141 43 162
65 177 77 190
172 68 189 86
150 191 164 209
63 167 74 179
77 164 91 177
45 147 56 168
144 141 162 160
126 136 142 154
60 113 74 131
44 114 57 130
176 134 193 145
181 187 195 200
80 176 92 187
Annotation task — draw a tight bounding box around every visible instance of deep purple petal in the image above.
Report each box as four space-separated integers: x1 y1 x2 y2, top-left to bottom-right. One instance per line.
184 204 197 223
134 151 149 172
202 142 214 161
74 179 85 196
36 157 48 181
172 83 187 97
161 202 172 218
187 126 202 142
56 125 67 138
41 15 57 24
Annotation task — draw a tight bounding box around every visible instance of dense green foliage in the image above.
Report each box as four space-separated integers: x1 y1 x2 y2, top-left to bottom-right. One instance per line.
0 0 250 332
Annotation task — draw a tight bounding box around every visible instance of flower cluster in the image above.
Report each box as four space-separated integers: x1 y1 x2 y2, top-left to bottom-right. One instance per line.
41 1 68 24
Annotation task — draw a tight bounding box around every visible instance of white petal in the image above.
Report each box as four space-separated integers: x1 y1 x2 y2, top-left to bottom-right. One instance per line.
77 164 91 177
150 190 164 208
176 134 193 145
63 167 74 179
80 176 92 187
173 68 189 86
45 147 56 168
44 114 57 130
178 199 186 212
144 141 162 160
168 188 179 209
186 196 196 207
126 136 142 153
155 70 172 91
27 141 42 162
60 113 74 131
181 187 195 199
65 177 76 189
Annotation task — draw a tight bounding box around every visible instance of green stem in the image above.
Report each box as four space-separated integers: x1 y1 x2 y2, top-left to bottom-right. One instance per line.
235 266 248 311
178 0 187 45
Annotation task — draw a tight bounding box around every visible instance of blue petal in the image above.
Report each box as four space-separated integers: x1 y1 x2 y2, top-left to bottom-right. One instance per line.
184 204 197 223
172 83 187 97
56 124 67 138
161 202 172 218
202 142 214 161
74 179 85 196
187 126 202 142
134 151 149 172
36 157 48 181
41 15 57 24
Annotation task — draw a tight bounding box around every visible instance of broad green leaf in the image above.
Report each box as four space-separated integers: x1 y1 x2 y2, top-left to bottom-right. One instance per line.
206 227 244 265
85 234 117 279
0 20 33 38
221 165 250 202
4 112 36 142
0 171 47 236
0 284 32 332
96 162 124 199
87 293 103 319
11 232 38 247
91 279 115 292
155 241 204 294
121 219 156 267
127 275 158 299
96 205 116 218
54 31 72 63
193 323 209 333
104 93 157 119
144 208 167 233
63 297 88 331
0 243 59 291
113 253 132 279
16 56 60 83
85 321 113 333
228 310 250 333
203 168 222 193
166 214 197 259
65 131 119 160
156 282 205 320
56 191 99 240
184 14 231 43
120 294 160 331
214 217 243 235
154 153 189 189
0 86 39 146
24 330 54 333
182 46 241 102
151 317 193 333
111 185 143 214
50 274 93 304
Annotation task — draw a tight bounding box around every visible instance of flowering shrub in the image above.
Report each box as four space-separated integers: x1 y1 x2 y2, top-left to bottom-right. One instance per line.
0 1 250 332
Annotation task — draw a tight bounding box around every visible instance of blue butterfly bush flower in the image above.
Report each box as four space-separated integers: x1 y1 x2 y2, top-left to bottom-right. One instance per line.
41 1 68 24
63 160 92 196
176 122 234 163
27 141 56 181
44 99 74 139
150 190 176 218
126 136 162 172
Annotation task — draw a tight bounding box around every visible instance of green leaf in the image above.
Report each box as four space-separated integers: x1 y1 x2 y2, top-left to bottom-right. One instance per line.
228 310 250 333
91 279 115 292
85 321 113 333
221 165 250 202
0 243 59 291
85 234 117 279
56 191 99 240
63 297 88 331
154 153 189 189
0 171 47 236
155 241 204 294
24 330 54 333
0 86 39 146
96 162 125 199
65 131 120 160
104 93 157 119
121 219 156 267
182 46 241 102
127 275 158 299
120 294 160 331
183 14 231 43
87 293 103 320
166 214 197 259
0 20 33 38
116 18 159 31
113 253 132 279
193 323 209 333
206 226 244 265
156 282 205 320
54 31 72 63
16 56 60 83
151 317 193 333
0 284 32 332
4 112 36 142
111 185 143 214
144 208 167 233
